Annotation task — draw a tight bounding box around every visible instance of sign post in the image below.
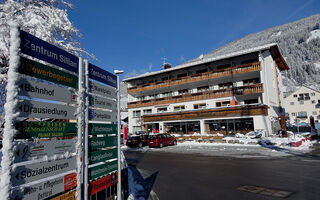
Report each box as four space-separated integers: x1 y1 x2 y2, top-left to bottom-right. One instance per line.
116 73 122 200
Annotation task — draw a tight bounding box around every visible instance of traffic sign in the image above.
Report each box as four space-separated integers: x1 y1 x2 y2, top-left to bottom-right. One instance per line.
12 156 77 187
88 63 117 88
88 80 116 98
89 148 117 164
89 95 117 111
14 139 76 163
17 100 77 120
11 172 77 200
18 77 76 104
89 160 118 180
88 123 117 135
19 57 78 88
20 30 79 73
89 172 118 196
89 109 117 123
89 136 117 150
51 189 76 200
15 121 77 139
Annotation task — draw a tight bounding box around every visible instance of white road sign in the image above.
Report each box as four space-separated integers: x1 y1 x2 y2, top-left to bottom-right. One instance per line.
14 139 76 163
89 108 117 123
12 156 77 187
18 77 77 104
11 172 77 200
17 100 77 120
88 80 117 99
89 95 117 111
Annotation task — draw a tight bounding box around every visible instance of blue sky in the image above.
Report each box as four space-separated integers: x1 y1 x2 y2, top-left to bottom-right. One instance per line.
68 0 320 80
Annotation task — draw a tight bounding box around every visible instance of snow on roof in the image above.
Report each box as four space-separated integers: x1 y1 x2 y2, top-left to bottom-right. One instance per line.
124 43 280 82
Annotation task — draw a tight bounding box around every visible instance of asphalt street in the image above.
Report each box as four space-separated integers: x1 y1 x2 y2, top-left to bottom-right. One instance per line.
124 147 320 200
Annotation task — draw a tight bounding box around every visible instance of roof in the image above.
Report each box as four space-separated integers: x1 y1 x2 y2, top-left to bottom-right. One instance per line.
124 43 289 82
284 85 320 99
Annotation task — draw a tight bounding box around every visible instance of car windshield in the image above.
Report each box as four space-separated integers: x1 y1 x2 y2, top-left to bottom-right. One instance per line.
148 135 157 139
129 136 140 139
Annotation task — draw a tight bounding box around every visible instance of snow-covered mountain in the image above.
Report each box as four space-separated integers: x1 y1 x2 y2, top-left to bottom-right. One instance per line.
188 14 320 93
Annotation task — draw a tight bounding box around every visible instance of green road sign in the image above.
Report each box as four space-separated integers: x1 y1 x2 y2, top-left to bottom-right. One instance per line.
19 57 78 88
15 121 77 139
89 160 118 180
89 148 117 164
88 123 117 135
89 136 117 150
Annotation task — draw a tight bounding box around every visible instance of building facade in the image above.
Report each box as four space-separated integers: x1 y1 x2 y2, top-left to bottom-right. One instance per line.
124 44 289 137
284 86 320 124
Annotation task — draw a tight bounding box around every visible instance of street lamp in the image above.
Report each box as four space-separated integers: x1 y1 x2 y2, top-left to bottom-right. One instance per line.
114 69 123 200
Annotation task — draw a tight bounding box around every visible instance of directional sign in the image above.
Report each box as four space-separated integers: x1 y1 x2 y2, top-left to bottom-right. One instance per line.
89 95 117 111
88 80 116 98
18 77 77 104
14 139 76 163
19 57 78 88
89 109 117 123
51 189 76 200
15 121 77 139
89 160 118 180
88 63 117 88
12 156 77 187
89 172 118 195
89 148 117 164
88 123 117 135
11 173 77 200
89 136 117 150
17 100 77 120
20 30 79 73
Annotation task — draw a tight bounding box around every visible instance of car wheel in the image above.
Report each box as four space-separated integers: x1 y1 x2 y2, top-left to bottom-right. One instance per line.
159 143 163 148
138 143 143 148
173 140 177 145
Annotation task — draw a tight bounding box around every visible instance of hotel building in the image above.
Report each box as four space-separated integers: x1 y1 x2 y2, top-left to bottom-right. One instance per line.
124 43 289 137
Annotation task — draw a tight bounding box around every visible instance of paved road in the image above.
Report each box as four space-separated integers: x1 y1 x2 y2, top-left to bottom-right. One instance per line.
124 148 320 200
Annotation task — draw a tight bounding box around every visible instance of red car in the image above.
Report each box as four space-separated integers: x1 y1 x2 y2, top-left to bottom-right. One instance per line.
148 133 177 148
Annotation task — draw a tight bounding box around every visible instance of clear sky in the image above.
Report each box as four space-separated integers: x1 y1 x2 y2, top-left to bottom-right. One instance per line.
68 0 320 80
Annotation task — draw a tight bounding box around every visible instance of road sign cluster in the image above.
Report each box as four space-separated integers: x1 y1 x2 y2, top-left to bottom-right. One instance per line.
1 28 120 200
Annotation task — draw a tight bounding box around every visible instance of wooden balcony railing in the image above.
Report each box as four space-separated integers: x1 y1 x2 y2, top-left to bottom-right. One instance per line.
127 83 264 109
127 61 261 94
143 104 269 122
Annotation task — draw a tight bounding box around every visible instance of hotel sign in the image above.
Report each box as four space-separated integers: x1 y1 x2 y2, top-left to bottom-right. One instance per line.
18 77 76 104
20 30 79 73
19 57 78 88
12 156 77 187
88 63 117 88
88 123 117 135
17 100 77 120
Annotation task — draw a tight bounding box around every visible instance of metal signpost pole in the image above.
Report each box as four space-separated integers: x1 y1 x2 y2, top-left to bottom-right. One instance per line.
84 60 90 200
116 74 122 200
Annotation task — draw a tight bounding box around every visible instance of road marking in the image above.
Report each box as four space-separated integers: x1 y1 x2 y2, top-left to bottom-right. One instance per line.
237 185 292 198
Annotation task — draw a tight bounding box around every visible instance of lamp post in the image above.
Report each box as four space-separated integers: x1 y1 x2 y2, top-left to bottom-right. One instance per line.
114 69 124 200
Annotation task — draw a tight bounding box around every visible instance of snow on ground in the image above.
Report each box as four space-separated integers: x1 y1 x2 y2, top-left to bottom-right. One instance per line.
307 29 320 43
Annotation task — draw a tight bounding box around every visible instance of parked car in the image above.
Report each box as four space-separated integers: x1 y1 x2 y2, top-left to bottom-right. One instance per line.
148 133 177 148
126 135 148 148
134 131 147 135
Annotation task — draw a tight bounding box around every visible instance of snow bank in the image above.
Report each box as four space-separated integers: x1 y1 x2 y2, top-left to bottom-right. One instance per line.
307 29 320 43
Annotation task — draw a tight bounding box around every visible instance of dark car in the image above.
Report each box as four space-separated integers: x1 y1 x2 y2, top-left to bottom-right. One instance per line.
126 135 148 148
148 133 177 148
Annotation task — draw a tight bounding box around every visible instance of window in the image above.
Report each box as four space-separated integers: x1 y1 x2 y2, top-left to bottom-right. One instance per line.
196 69 208 74
312 111 317 115
293 94 297 98
297 112 307 118
157 107 167 113
299 100 304 105
177 73 187 78
197 86 209 93
194 103 206 109
133 110 141 118
174 105 185 111
217 64 231 70
216 101 230 107
243 78 260 86
162 77 168 81
291 113 296 116
312 100 316 104
241 58 258 64
244 99 259 104
290 102 294 105
311 92 315 96
143 109 152 115
304 93 310 100
218 82 233 89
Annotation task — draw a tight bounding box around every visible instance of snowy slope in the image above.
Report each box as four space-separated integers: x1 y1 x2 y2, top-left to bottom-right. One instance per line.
185 14 320 93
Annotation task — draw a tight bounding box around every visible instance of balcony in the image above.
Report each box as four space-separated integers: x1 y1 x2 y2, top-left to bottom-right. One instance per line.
127 62 261 94
127 83 263 109
142 104 268 122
